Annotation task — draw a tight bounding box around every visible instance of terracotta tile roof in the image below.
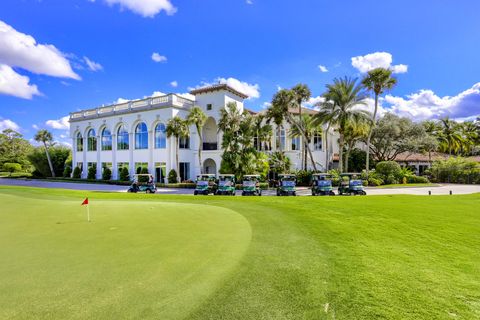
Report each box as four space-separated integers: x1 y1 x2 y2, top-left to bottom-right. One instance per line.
394 152 450 162
189 84 249 99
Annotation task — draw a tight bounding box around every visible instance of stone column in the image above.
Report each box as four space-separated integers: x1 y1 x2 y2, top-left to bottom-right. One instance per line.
148 130 154 176
129 132 134 178
96 135 101 179
82 137 87 179
112 134 117 180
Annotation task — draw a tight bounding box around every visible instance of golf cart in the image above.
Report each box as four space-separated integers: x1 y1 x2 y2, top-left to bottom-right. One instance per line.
194 174 217 195
338 173 367 196
276 174 297 196
242 175 262 196
311 173 335 196
127 174 157 193
216 174 236 195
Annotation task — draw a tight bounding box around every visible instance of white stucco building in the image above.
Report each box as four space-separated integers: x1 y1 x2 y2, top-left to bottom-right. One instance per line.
69 84 338 182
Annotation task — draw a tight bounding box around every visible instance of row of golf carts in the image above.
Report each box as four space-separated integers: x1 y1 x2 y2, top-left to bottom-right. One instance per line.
193 173 367 196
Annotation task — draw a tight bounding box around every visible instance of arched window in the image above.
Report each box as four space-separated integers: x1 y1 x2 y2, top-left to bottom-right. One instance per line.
155 123 166 149
101 128 112 151
87 129 97 151
76 132 83 152
135 122 148 149
117 125 129 150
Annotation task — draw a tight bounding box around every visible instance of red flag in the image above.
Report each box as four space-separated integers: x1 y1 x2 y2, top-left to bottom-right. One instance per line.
81 197 89 206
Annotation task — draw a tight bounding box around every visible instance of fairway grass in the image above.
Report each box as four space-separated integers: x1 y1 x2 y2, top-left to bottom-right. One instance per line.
1 187 479 319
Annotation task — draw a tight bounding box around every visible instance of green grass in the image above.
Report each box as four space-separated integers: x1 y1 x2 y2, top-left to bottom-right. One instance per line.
373 183 440 188
1 186 479 319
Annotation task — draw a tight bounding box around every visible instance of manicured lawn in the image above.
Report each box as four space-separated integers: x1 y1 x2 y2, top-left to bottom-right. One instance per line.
1 186 479 319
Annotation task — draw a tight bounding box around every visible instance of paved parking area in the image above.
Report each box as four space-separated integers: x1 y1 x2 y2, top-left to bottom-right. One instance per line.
1 178 479 196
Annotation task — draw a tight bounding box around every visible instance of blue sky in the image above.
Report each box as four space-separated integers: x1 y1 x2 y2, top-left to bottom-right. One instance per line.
0 0 479 145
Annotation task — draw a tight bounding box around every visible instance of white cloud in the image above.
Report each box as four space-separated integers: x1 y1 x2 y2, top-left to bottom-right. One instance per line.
351 52 408 74
0 20 80 80
46 115 70 130
115 98 130 104
0 64 40 99
383 83 480 121
151 91 166 97
262 102 271 109
32 124 39 130
83 56 103 71
151 52 167 63
318 65 328 73
189 77 260 100
246 0 253 4
0 118 20 131
306 96 325 109
170 80 178 87
178 92 195 100
97 0 177 17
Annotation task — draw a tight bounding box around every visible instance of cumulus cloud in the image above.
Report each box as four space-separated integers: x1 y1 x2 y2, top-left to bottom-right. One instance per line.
0 118 20 131
318 65 328 73
189 77 260 100
151 91 166 97
46 115 70 130
261 102 271 109
351 52 408 74
383 83 480 121
0 20 80 79
115 98 130 104
90 0 177 17
0 64 40 99
246 0 253 4
152 52 167 63
170 80 178 88
83 56 103 71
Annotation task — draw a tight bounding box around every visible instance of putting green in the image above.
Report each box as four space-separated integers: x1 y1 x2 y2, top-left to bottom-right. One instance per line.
0 191 251 319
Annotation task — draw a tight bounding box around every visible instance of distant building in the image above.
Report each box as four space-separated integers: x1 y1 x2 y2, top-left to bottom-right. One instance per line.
69 84 338 182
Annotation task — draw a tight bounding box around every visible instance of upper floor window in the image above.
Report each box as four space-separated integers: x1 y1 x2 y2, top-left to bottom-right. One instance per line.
155 123 166 149
135 122 148 149
117 125 129 150
101 128 112 151
276 129 286 151
291 135 301 151
179 136 190 149
76 132 83 152
87 129 97 151
206 104 212 111
313 132 322 151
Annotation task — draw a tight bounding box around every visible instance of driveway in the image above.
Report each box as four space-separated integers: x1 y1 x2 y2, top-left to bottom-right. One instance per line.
0 178 479 196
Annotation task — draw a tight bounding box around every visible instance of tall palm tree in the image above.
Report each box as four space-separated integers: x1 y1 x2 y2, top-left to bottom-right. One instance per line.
266 95 288 152
437 117 464 155
291 84 312 169
362 68 397 176
166 116 189 182
34 129 55 177
461 121 479 155
218 102 243 151
315 77 370 173
187 106 207 174
253 114 273 151
289 114 323 170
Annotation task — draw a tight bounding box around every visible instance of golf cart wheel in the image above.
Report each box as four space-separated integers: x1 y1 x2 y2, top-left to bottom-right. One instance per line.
127 189 133 193
242 191 245 196
258 190 262 196
329 191 335 196
231 191 235 196
361 191 367 196
293 192 296 196
276 190 280 196
146 189 152 194
194 191 198 195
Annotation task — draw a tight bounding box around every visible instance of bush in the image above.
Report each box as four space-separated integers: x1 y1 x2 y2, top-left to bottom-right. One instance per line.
368 176 383 186
102 167 112 180
428 157 480 184
119 167 130 181
168 169 178 183
63 166 72 178
376 161 401 181
3 163 22 176
72 166 81 179
138 167 149 182
87 165 97 180
385 174 399 185
407 175 430 184
327 169 341 186
27 146 71 177
296 170 313 186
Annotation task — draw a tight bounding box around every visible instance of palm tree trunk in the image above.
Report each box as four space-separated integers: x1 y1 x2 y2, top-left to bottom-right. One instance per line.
277 125 282 152
324 124 330 171
366 93 378 178
338 133 344 173
176 137 180 182
303 142 307 170
43 142 55 177
345 147 351 173
197 127 203 174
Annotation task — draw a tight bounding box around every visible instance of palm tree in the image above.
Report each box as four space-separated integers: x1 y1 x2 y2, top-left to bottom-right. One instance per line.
289 114 323 170
34 129 55 177
461 121 479 155
187 106 207 173
362 68 397 176
315 77 370 173
437 117 464 155
253 114 273 151
343 119 370 172
218 102 243 151
166 116 189 182
266 94 289 152
291 84 312 169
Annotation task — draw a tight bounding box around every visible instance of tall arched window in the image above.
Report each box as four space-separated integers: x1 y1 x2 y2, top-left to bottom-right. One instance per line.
101 128 112 151
135 122 148 149
87 129 97 151
76 132 83 151
117 125 129 150
155 123 166 149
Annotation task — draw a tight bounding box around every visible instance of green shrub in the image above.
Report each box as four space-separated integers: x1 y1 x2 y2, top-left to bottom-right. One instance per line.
385 174 399 185
327 169 340 186
368 176 383 186
296 170 313 186
138 167 149 182
3 163 22 176
168 169 178 183
120 167 130 181
376 161 401 181
429 157 480 184
63 166 72 178
102 167 112 180
407 175 430 184
72 166 81 179
87 165 97 180
27 146 70 177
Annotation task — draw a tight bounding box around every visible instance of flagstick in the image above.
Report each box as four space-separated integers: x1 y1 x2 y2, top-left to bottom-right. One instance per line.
87 204 90 222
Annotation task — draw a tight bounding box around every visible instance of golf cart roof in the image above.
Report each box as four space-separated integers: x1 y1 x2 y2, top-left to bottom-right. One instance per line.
278 174 295 178
313 173 332 177
197 174 216 177
340 173 361 176
244 175 260 177
134 174 152 177
219 174 235 177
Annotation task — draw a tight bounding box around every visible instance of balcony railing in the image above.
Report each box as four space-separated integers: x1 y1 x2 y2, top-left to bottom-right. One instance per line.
70 94 194 122
203 142 218 151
